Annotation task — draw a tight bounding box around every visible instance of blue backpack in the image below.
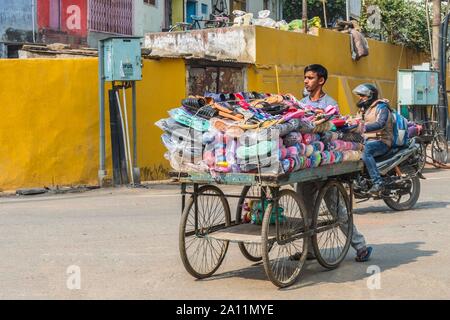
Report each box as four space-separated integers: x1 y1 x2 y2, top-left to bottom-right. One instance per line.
390 110 409 148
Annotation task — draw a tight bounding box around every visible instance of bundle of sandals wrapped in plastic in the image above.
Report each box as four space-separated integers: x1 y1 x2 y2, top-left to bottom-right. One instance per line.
156 91 366 176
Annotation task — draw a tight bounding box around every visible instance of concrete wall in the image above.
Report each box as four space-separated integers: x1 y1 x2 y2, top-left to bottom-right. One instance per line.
249 27 429 116
0 27 433 190
0 0 35 43
0 58 185 190
134 0 165 35
144 26 256 62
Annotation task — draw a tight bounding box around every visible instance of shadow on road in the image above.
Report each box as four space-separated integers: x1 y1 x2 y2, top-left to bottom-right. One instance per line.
201 261 268 283
354 201 450 215
284 241 437 291
199 242 437 290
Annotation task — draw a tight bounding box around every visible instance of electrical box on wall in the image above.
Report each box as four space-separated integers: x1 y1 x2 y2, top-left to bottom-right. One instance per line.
101 37 142 81
397 69 439 105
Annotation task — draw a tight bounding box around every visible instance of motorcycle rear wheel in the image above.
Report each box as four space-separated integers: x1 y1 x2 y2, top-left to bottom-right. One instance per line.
383 176 420 211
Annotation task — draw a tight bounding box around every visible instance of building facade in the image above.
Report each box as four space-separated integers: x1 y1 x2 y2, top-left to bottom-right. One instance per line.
0 0 36 57
0 0 282 57
171 0 282 27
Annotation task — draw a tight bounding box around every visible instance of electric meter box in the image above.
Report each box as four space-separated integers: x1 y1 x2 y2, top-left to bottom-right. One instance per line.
397 69 439 105
101 37 142 81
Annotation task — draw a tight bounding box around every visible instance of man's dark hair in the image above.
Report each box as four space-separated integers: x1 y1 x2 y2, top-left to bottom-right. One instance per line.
304 64 328 83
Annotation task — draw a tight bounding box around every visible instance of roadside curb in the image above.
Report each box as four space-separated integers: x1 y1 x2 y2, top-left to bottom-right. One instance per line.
0 181 178 198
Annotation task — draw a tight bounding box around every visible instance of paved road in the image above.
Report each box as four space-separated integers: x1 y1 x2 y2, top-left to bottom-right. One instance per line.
1 167 449 299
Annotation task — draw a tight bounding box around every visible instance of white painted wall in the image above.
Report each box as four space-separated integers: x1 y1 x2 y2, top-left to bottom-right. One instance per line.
134 0 165 35
199 0 212 19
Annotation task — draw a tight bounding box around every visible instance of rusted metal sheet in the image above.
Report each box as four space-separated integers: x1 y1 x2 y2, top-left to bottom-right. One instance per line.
188 67 218 95
187 65 245 96
144 26 256 63
219 67 245 92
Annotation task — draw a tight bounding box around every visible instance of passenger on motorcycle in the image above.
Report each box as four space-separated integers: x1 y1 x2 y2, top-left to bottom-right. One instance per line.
353 83 393 195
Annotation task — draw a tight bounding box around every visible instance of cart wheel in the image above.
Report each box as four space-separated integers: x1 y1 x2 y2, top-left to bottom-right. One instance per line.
431 133 448 164
261 189 309 288
179 185 231 279
312 180 353 270
236 186 271 262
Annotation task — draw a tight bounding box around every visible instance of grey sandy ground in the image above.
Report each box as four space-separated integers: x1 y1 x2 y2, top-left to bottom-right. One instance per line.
0 167 449 299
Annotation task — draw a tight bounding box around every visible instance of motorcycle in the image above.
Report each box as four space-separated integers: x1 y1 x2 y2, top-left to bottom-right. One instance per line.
353 137 425 211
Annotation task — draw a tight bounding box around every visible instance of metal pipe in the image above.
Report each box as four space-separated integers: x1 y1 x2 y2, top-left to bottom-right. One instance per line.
194 183 199 234
132 81 137 168
31 0 36 43
116 90 131 183
440 13 449 138
98 41 107 185
346 0 350 21
181 183 186 215
122 86 134 185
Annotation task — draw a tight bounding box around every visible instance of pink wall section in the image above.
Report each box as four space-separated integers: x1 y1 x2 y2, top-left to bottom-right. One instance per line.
37 0 87 36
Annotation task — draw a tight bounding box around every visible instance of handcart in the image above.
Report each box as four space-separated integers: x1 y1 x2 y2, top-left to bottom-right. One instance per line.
170 161 364 288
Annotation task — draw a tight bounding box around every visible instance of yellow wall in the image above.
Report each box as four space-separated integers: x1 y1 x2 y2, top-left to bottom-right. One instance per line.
0 58 185 190
248 27 428 115
0 27 437 190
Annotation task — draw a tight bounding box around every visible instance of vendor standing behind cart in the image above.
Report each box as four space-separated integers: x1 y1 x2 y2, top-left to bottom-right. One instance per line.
299 64 339 112
295 64 373 262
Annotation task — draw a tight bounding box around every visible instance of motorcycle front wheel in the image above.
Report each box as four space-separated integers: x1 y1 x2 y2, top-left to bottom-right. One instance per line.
383 176 420 211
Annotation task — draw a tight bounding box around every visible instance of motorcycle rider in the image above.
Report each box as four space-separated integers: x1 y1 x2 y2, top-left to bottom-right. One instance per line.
353 83 393 195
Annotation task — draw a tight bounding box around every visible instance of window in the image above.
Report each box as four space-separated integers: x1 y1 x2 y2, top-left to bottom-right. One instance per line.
144 0 156 5
89 0 133 35
201 4 208 15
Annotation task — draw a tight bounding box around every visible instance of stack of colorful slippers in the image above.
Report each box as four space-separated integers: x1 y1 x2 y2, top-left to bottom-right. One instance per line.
236 140 276 161
309 151 322 168
302 133 320 144
181 96 218 120
168 108 210 132
283 132 303 147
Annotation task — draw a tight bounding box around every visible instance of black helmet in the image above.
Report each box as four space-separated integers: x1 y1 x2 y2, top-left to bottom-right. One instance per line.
352 83 379 109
